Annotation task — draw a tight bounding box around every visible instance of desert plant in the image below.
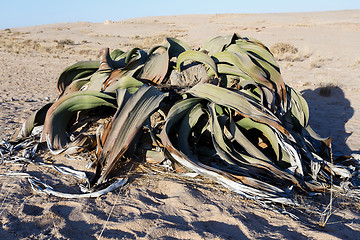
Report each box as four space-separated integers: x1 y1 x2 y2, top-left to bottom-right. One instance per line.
271 42 298 55
270 42 310 62
58 39 75 45
318 83 338 97
2 33 359 205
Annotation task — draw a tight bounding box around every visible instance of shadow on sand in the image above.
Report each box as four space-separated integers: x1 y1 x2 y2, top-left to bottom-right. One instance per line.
301 86 355 156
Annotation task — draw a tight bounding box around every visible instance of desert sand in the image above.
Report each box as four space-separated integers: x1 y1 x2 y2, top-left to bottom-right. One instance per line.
0 10 359 239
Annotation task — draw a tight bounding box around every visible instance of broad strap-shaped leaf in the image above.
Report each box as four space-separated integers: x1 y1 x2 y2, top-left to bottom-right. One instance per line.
86 69 113 92
100 49 148 90
203 33 240 56
235 38 280 72
139 46 169 84
176 50 218 78
208 104 235 161
57 61 100 94
220 45 272 89
187 84 292 140
11 103 53 142
224 42 287 111
160 98 295 204
162 98 203 131
103 76 143 94
60 77 91 97
213 50 277 111
110 49 125 60
236 117 280 161
125 48 147 65
247 54 287 112
99 48 131 70
285 86 309 129
95 85 168 184
148 44 168 56
243 37 276 61
166 37 191 58
41 91 117 150
227 114 271 162
7 32 350 204
213 63 254 81
177 103 206 157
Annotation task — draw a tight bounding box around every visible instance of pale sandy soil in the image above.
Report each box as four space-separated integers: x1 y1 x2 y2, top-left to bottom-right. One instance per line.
0 10 360 239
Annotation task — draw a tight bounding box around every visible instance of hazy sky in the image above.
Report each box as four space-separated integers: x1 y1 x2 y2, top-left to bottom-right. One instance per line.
1 0 359 29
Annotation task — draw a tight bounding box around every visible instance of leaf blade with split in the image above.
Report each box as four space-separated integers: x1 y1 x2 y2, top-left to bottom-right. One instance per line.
187 83 291 140
140 49 169 84
95 85 168 184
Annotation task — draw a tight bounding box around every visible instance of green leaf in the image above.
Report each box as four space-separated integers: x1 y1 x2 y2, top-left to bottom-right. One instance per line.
214 63 253 81
176 50 218 77
160 101 296 203
103 76 143 94
286 86 309 128
102 48 148 72
177 103 206 157
11 103 53 141
125 48 142 64
110 51 128 68
235 38 280 72
110 49 125 60
57 61 100 94
236 117 280 161
159 97 204 160
139 49 169 84
41 91 117 150
241 36 272 54
86 69 113 92
203 34 239 55
123 49 148 71
229 118 271 162
247 54 287 111
148 45 168 56
187 84 292 140
95 85 168 184
163 98 203 131
60 77 91 97
208 103 233 157
217 46 271 89
166 37 191 58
